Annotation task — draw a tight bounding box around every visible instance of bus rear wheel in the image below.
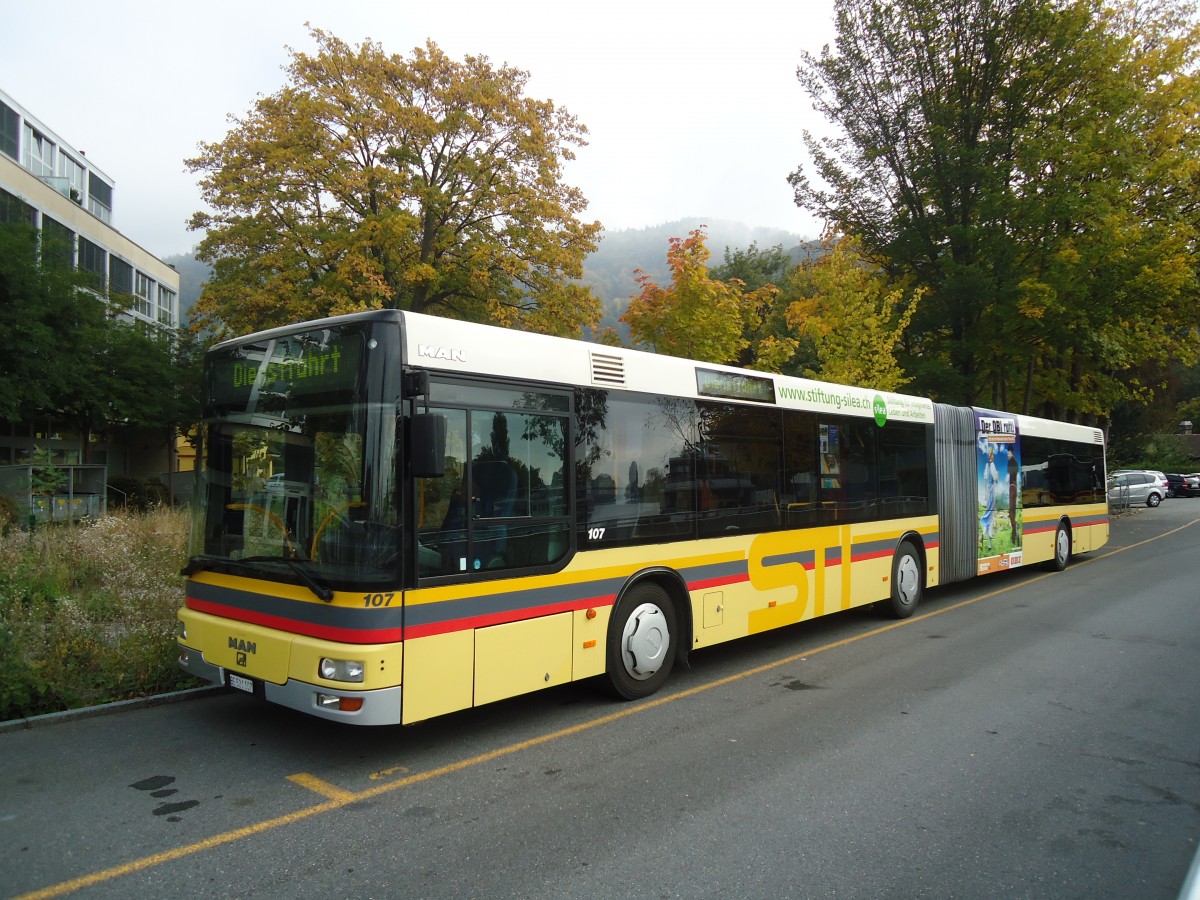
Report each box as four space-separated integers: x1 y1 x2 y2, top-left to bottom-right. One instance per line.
882 541 923 619
606 582 677 700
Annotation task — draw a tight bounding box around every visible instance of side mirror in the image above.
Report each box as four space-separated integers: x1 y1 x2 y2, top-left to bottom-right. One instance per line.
409 413 447 478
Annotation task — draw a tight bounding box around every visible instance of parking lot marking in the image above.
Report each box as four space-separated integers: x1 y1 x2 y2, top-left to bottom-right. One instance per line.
286 772 358 802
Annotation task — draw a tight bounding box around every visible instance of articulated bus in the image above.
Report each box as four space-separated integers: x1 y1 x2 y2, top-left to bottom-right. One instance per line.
178 310 1108 725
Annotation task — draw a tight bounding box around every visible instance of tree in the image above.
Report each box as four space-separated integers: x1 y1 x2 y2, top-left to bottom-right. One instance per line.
65 321 194 455
709 241 810 374
188 28 602 339
621 228 785 367
0 220 197 459
791 0 1200 420
1000 0 1200 419
786 236 921 391
0 222 105 423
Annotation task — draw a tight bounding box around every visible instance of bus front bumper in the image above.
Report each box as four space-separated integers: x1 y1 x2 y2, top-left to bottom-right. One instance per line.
177 643 404 726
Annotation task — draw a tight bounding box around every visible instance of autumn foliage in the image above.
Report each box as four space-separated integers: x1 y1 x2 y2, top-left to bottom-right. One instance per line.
621 228 785 367
187 28 602 339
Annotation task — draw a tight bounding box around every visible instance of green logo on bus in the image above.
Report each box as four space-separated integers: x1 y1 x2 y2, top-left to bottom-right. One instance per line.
873 395 888 427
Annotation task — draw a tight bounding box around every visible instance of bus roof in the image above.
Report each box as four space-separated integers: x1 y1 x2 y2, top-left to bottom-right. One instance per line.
401 310 937 425
212 309 1104 443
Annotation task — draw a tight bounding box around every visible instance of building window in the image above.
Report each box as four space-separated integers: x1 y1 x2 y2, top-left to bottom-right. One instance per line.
41 216 75 268
22 123 54 178
88 172 113 223
109 256 133 301
134 271 154 318
58 151 85 205
157 284 176 327
0 100 18 160
0 187 37 226
78 237 106 290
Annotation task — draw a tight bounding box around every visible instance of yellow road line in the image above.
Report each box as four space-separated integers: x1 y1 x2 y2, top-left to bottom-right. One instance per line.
16 518 1196 900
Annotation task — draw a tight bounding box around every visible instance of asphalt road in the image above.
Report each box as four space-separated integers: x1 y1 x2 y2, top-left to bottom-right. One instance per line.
2 502 1198 899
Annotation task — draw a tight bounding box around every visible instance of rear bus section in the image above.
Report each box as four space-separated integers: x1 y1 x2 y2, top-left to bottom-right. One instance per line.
932 403 1107 580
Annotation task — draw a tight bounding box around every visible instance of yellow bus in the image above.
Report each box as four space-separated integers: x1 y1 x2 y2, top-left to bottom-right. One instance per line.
177 310 1108 724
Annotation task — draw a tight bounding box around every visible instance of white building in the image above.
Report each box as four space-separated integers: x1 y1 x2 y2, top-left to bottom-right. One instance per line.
0 87 183 478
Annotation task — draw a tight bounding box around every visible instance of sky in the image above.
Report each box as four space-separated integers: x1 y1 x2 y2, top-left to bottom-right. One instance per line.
0 0 838 260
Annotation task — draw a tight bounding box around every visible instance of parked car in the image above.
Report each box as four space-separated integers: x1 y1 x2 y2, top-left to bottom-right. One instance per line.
1164 473 1200 498
1176 473 1200 497
1108 470 1169 507
1166 473 1188 498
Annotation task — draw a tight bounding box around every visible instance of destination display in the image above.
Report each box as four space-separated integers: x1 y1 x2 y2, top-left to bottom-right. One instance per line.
695 367 776 404
208 328 363 408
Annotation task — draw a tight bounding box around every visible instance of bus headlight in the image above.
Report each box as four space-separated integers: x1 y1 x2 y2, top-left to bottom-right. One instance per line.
319 658 365 683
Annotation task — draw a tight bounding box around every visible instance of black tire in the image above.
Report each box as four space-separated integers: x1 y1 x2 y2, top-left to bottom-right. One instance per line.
1147 492 1162 508
882 540 923 619
1047 521 1071 571
606 582 677 699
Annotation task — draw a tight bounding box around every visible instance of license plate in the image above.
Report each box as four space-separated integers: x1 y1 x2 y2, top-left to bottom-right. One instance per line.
228 673 254 694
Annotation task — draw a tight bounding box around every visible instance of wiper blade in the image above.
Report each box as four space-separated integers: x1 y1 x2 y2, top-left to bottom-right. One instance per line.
180 558 211 577
224 555 336 603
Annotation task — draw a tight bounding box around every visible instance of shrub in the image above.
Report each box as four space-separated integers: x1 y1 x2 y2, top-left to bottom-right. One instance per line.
0 506 197 721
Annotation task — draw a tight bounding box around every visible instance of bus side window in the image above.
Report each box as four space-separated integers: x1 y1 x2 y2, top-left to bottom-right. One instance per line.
696 401 783 536
782 410 818 527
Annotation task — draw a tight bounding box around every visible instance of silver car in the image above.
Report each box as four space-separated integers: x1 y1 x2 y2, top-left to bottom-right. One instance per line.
1108 469 1169 507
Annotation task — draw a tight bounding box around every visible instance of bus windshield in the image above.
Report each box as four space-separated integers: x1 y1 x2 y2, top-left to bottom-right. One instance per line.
187 321 401 589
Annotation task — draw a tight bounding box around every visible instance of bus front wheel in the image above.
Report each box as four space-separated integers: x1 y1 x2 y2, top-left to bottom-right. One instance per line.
1047 522 1071 571
606 582 677 700
882 541 923 619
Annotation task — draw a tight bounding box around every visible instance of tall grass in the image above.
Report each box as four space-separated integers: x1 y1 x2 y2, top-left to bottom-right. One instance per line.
0 506 196 721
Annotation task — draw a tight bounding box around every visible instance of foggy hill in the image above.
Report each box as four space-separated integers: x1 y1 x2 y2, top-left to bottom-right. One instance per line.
162 250 211 324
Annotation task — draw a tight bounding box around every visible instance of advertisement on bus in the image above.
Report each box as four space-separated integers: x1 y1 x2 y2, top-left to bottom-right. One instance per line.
976 409 1023 574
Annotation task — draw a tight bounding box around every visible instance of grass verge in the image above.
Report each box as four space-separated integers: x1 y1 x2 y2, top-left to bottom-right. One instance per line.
0 506 196 721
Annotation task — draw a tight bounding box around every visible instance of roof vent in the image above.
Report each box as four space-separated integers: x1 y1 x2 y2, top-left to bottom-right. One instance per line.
590 351 625 386
1094 429 1105 444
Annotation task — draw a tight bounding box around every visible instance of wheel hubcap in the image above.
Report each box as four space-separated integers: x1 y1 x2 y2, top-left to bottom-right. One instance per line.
896 555 920 603
621 602 669 680
1057 529 1069 563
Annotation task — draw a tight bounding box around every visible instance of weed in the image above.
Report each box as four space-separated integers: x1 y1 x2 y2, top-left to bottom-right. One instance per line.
0 507 196 721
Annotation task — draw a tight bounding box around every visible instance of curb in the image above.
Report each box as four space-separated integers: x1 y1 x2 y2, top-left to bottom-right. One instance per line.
0 685 228 735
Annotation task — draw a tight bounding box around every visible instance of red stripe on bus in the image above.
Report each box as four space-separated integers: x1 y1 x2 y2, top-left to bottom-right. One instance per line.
1023 522 1060 535
186 596 404 644
404 595 607 639
851 548 894 563
688 573 752 591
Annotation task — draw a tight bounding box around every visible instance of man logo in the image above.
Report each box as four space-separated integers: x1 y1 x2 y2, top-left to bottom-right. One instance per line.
228 636 256 669
417 345 466 362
